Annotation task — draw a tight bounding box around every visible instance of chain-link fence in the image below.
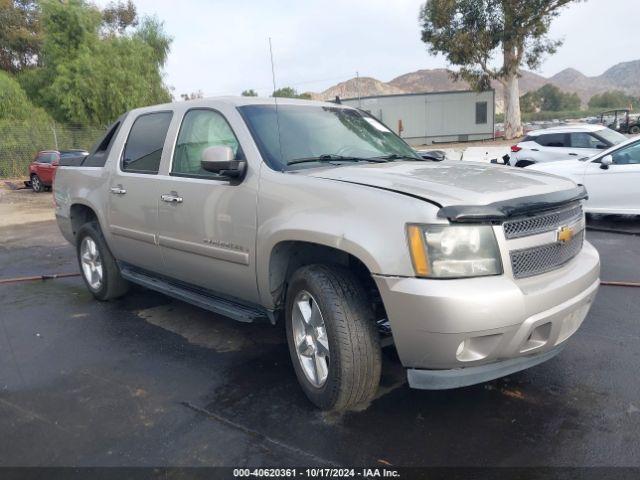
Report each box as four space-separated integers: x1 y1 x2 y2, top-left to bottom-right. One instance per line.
0 121 106 178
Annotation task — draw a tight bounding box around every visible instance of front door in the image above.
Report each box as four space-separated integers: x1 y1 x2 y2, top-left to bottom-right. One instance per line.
582 141 640 214
156 108 259 303
107 111 173 272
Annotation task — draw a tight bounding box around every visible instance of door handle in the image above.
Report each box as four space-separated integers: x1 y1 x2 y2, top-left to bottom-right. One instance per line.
531 148 539 151
110 186 127 195
161 194 183 203
569 153 578 156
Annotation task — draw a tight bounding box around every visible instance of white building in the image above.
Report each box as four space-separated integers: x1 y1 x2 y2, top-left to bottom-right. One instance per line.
340 90 495 146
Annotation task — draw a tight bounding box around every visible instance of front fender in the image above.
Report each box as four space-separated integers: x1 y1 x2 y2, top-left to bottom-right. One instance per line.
255 167 440 308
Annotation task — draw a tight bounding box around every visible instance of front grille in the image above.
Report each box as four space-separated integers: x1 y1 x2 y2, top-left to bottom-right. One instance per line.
503 204 583 239
510 230 584 279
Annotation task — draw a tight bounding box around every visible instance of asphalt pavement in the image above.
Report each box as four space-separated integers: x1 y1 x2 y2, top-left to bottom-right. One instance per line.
1 214 639 467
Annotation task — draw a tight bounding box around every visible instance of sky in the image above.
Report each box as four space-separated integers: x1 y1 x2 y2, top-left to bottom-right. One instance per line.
97 0 640 98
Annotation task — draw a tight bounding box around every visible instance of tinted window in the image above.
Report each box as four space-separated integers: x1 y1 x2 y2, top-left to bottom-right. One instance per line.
122 112 173 174
535 133 567 147
612 141 640 165
172 109 239 177
475 102 488 124
570 133 604 149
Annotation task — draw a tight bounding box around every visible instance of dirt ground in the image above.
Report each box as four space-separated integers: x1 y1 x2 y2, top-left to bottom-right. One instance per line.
0 180 55 229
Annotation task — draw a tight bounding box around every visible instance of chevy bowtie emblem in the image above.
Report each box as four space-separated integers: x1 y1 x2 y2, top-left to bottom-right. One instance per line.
557 225 575 244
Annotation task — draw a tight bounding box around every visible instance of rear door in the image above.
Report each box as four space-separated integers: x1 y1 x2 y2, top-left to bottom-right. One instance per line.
155 107 260 303
582 141 640 214
106 111 173 272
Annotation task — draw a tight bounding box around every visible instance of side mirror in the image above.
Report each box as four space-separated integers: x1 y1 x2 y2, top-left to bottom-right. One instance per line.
600 154 613 170
201 146 246 178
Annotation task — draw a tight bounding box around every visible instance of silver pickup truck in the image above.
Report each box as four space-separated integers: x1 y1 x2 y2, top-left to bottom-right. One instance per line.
54 97 600 410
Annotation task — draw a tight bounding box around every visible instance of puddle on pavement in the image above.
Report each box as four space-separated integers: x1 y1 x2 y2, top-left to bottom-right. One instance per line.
136 302 284 353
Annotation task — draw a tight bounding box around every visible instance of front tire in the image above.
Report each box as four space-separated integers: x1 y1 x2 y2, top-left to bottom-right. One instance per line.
76 222 129 301
629 125 640 135
285 264 381 410
31 174 43 192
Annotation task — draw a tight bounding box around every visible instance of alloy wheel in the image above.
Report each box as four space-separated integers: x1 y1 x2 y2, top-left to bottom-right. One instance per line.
291 290 330 388
80 237 103 290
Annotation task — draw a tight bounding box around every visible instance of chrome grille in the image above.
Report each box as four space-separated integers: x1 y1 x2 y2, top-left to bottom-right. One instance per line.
503 204 583 239
510 230 584 279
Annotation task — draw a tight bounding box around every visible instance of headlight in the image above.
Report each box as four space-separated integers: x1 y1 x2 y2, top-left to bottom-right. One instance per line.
407 224 502 278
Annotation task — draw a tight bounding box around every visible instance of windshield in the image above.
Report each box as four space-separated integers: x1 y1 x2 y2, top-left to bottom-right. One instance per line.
238 104 420 170
596 127 627 146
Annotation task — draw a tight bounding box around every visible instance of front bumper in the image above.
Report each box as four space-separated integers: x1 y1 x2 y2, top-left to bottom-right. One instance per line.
373 240 600 387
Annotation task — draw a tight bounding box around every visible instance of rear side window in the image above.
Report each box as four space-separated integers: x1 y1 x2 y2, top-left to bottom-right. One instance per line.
172 109 240 178
122 112 173 174
535 133 567 147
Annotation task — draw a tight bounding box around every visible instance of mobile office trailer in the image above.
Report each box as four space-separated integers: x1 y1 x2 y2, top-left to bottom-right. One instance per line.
340 90 495 146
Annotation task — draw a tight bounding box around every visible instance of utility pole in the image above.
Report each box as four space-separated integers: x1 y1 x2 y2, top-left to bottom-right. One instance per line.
51 124 59 150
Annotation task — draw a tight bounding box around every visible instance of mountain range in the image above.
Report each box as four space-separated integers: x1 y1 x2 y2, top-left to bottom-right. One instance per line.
311 60 640 113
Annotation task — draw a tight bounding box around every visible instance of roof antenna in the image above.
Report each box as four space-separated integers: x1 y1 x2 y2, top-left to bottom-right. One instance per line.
269 37 285 171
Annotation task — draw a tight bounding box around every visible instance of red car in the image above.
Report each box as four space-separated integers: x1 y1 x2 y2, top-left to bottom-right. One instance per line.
28 149 88 192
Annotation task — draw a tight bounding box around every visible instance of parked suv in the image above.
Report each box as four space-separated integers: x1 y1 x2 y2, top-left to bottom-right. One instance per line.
508 124 627 167
53 97 600 410
28 149 89 192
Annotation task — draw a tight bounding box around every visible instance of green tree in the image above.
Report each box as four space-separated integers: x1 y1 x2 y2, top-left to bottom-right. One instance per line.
588 90 638 110
272 86 311 99
0 69 49 120
419 0 580 139
0 0 42 73
102 0 137 35
20 0 172 125
241 89 258 97
520 84 581 112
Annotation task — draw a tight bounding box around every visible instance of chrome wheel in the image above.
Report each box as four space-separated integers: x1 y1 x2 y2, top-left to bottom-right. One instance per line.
291 290 330 388
31 176 41 192
80 237 103 290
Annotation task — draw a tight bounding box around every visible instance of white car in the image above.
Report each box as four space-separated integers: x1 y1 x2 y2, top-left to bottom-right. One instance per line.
509 124 627 167
527 136 640 215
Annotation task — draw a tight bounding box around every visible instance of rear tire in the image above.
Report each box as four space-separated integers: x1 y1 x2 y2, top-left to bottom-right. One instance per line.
285 264 381 410
76 222 129 301
629 125 640 135
31 174 43 192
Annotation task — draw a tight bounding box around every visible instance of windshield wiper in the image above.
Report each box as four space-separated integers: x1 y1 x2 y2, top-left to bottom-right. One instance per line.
287 154 388 166
374 154 424 161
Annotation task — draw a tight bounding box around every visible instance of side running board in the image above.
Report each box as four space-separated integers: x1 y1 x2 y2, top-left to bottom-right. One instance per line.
120 265 272 324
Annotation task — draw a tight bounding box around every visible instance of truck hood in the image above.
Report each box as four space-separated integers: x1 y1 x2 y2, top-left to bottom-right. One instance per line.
306 161 577 207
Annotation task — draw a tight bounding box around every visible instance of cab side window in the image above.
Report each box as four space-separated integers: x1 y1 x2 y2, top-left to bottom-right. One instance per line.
122 112 173 174
611 142 640 165
172 109 240 178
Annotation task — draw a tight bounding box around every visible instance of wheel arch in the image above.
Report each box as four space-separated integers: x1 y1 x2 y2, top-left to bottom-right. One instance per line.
263 238 384 317
69 202 101 240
